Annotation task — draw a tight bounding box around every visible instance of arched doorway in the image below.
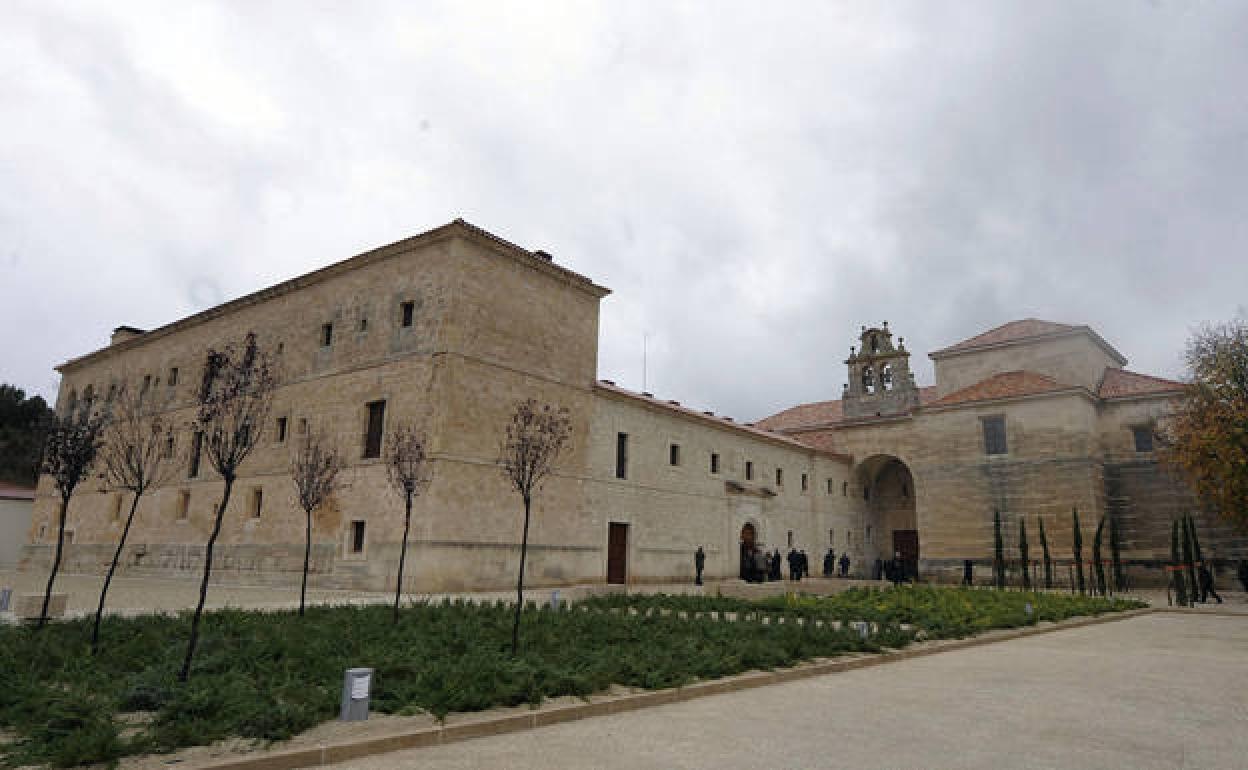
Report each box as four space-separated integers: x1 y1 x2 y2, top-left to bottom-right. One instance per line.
739 522 757 581
857 455 918 580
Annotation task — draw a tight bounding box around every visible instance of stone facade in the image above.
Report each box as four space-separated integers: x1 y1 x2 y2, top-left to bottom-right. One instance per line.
25 222 1244 592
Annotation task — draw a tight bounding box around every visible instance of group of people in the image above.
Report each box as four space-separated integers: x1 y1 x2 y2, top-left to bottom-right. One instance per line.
873 551 914 585
722 546 853 584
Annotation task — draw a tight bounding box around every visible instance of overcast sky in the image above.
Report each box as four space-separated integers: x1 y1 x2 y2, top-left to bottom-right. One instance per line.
3 1 1246 421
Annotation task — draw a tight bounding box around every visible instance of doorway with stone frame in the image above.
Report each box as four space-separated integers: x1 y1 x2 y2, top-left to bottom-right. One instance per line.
856 454 919 580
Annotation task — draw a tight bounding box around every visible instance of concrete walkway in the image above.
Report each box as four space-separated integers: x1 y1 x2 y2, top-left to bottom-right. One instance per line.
325 612 1248 770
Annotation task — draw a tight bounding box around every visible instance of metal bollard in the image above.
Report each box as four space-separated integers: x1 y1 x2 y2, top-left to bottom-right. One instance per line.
340 668 373 722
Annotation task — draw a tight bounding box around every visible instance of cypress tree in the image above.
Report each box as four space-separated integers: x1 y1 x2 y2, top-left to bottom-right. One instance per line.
1109 514 1124 594
1092 515 1107 597
1186 513 1207 603
1072 507 1086 595
1039 517 1053 590
1018 517 1031 590
993 509 1005 590
1181 515 1198 607
1170 518 1187 606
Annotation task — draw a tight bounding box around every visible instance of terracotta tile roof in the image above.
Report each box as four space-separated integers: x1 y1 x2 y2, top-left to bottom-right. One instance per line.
927 370 1073 407
756 399 843 432
757 386 938 432
0 482 36 500
594 381 851 462
1098 368 1185 399
931 319 1080 356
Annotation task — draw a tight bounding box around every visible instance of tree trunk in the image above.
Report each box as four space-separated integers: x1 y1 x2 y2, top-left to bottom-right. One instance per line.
511 495 531 656
37 495 70 630
393 492 412 624
92 491 141 652
300 508 312 617
180 478 233 682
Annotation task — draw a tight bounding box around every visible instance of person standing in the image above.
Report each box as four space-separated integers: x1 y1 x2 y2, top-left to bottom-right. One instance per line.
787 548 798 581
891 550 904 586
694 546 706 586
799 550 809 580
824 548 835 577
1198 562 1223 604
962 559 974 586
1239 560 1248 593
839 552 850 577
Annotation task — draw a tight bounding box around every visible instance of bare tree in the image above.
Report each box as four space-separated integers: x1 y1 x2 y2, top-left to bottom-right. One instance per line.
93 384 177 651
290 430 346 616
499 399 571 655
180 333 277 682
385 423 430 624
36 401 108 629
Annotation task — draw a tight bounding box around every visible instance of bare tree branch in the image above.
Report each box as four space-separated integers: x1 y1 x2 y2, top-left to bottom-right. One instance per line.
386 422 430 624
290 429 346 616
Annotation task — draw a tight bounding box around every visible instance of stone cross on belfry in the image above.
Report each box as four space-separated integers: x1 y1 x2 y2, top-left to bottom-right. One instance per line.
842 322 920 419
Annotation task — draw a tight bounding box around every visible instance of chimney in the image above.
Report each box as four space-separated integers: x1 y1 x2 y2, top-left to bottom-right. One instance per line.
111 326 145 346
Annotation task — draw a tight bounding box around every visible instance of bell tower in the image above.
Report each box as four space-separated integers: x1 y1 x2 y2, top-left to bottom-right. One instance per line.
842 322 920 419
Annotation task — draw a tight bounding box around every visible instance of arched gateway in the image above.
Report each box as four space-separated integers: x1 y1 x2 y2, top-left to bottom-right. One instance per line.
857 454 919 579
739 522 757 580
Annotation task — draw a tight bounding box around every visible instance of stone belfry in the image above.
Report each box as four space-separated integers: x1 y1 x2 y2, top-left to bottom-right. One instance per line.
842 322 921 419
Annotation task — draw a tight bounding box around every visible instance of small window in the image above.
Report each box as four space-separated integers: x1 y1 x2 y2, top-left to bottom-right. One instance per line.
111 494 123 521
615 433 629 479
188 432 203 478
801 473 808 492
842 481 848 497
710 453 720 474
775 468 784 486
982 416 1008 455
141 375 152 394
1132 426 1154 453
866 525 873 543
829 529 835 545
321 322 334 347
298 417 308 435
38 523 47 540
177 490 191 520
364 400 386 459
276 417 288 443
107 384 117 403
251 487 263 518
669 443 681 466
168 367 179 386
164 435 175 459
745 461 754 481
787 530 794 547
864 486 870 501
401 301 415 328
350 520 366 554
359 317 368 333
827 478 834 495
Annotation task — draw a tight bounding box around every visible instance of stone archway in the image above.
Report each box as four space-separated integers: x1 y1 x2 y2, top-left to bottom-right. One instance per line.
857 455 918 579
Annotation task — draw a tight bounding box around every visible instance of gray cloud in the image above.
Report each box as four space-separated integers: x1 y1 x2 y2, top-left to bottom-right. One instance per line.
2 1 1246 420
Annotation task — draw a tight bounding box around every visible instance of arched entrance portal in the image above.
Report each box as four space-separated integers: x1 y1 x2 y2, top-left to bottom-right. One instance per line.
739 522 757 580
858 455 918 580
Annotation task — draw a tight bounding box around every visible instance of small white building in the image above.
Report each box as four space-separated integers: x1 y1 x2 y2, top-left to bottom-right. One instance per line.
0 483 35 568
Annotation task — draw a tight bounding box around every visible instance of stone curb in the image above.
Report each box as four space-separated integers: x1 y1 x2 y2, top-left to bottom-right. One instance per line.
1152 606 1248 618
199 607 1155 770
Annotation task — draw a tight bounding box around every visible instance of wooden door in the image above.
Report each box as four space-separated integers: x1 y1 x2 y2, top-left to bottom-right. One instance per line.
893 529 919 579
607 522 629 584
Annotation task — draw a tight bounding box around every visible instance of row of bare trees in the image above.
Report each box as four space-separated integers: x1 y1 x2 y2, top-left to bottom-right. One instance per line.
33 333 571 677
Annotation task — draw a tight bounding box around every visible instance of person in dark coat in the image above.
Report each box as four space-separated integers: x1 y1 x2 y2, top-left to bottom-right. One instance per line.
787 549 798 581
873 558 884 581
1239 560 1248 593
838 552 850 577
891 550 904 586
962 559 974 586
1198 563 1222 604
771 549 783 581
694 546 706 586
798 550 808 580
823 549 835 577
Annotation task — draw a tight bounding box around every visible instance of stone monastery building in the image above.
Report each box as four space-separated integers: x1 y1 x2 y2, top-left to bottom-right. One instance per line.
26 220 1246 591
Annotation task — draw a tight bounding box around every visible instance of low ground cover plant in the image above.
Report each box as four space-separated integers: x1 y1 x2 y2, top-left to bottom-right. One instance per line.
0 587 1140 767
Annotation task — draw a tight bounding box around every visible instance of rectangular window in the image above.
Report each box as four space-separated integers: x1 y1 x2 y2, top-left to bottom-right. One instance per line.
321 322 334 347
276 417 288 443
615 433 629 479
1132 426 1154 453
188 432 203 478
168 367 179 386
298 417 308 435
787 530 794 547
401 301 415 328
350 520 366 554
177 490 191 520
358 317 368 333
827 478 834 495
141 375 151 394
710 453 720 474
669 443 681 466
829 529 835 545
364 400 386 459
775 468 784 486
745 461 754 481
164 435 175 459
982 416 1008 455
801 473 808 492
251 487 263 518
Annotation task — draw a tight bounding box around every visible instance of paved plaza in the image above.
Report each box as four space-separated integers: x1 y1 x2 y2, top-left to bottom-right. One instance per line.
325 612 1247 770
